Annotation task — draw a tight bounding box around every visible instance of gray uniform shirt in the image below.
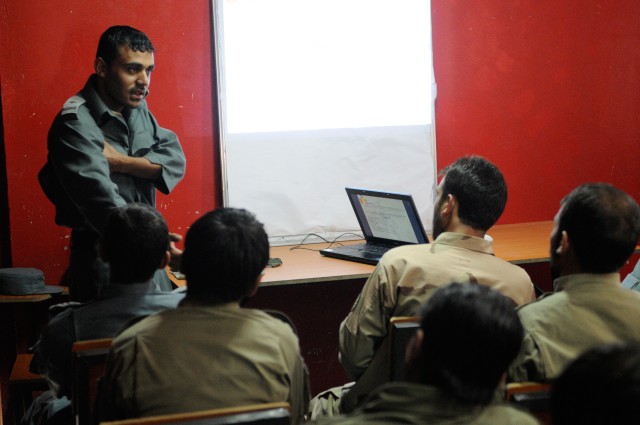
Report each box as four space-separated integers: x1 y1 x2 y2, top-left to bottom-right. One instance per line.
40 75 186 233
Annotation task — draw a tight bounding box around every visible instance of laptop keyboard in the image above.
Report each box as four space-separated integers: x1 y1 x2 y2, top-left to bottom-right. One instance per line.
351 244 390 256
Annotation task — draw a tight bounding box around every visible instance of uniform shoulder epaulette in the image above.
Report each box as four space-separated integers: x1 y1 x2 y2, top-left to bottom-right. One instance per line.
60 95 86 116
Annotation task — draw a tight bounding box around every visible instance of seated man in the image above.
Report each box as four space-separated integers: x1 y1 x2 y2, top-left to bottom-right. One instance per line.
313 283 538 424
622 257 640 292
551 342 640 424
325 156 535 414
26 203 184 423
509 183 640 382
98 208 310 424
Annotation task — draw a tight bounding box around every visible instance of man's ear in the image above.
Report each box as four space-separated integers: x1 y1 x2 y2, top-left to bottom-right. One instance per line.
440 194 456 216
95 57 108 78
246 273 263 298
158 251 170 270
555 230 570 255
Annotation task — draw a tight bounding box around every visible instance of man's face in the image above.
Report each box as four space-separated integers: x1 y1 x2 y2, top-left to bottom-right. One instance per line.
431 178 446 240
98 46 154 112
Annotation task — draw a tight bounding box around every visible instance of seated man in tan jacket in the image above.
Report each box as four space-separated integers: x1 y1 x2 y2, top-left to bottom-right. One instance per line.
98 208 310 424
313 284 538 425
311 156 535 417
509 183 640 382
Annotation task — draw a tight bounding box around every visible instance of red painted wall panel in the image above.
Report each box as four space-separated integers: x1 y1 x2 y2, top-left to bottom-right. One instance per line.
2 1 639 282
432 0 640 224
0 0 217 283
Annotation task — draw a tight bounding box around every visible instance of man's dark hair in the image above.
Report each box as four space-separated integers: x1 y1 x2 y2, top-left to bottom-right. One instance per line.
181 208 269 304
551 342 640 425
96 25 155 64
418 283 523 404
103 203 169 284
439 156 507 231
558 183 640 273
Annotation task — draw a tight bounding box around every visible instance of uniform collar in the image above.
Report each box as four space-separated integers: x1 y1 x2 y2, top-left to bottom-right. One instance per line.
81 74 145 124
433 232 494 255
553 272 621 292
359 382 484 418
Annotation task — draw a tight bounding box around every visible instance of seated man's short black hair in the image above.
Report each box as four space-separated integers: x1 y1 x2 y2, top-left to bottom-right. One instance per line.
103 203 169 284
416 283 523 404
181 207 269 304
551 342 640 425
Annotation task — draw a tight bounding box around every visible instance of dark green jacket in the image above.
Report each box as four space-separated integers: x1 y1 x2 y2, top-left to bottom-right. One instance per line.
40 75 186 233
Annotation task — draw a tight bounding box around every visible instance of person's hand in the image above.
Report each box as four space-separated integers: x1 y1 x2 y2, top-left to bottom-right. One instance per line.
102 141 128 173
168 232 183 270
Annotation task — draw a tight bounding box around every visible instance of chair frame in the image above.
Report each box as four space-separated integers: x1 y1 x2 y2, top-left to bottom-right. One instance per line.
388 316 421 382
72 338 113 425
99 402 291 425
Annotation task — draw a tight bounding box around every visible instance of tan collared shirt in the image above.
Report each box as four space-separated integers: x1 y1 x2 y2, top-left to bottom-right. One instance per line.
100 303 310 424
340 232 535 386
509 272 640 382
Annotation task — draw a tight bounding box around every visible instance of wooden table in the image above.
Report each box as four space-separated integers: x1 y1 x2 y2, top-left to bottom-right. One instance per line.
169 221 555 289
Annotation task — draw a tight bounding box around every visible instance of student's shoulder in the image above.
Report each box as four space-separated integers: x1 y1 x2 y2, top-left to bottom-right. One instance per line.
477 403 540 425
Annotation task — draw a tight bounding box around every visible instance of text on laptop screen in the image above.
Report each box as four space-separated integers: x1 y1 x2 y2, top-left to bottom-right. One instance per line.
351 194 422 243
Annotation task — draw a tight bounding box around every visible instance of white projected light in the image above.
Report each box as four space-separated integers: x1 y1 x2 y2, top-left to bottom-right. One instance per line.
221 0 432 133
215 0 436 243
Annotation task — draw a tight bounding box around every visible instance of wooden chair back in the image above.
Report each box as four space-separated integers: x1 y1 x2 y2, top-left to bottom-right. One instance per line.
505 381 552 425
99 402 291 425
72 338 113 425
388 316 421 381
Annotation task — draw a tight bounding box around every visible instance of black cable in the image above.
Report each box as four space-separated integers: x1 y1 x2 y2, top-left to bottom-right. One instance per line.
289 232 364 251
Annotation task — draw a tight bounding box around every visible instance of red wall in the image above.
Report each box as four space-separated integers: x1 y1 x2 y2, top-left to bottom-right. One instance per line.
432 0 640 224
0 0 217 283
1 1 639 283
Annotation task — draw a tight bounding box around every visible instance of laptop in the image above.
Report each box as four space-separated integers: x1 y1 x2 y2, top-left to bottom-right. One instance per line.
320 187 429 265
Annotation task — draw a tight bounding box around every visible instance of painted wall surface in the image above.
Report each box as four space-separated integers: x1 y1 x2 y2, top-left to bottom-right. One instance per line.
2 1 640 282
432 0 640 224
0 0 216 283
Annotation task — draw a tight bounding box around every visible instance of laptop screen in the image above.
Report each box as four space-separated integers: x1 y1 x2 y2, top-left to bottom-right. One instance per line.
346 187 428 245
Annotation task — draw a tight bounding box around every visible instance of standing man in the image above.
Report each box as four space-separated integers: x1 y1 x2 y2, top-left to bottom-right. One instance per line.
39 26 186 301
508 183 640 382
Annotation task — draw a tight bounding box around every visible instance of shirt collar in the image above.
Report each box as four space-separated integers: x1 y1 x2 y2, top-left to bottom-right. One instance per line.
80 74 144 124
360 382 483 418
433 232 494 255
553 272 621 292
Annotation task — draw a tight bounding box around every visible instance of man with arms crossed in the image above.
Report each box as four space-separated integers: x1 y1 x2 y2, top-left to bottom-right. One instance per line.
39 25 186 301
312 156 535 416
509 182 640 382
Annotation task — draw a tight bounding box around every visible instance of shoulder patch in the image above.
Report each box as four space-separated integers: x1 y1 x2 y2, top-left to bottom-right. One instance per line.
60 95 86 116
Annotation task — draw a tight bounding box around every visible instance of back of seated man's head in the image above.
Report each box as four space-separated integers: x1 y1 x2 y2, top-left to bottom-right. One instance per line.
551 342 640 425
102 203 170 284
181 208 269 304
409 283 523 404
438 156 507 232
554 183 640 274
